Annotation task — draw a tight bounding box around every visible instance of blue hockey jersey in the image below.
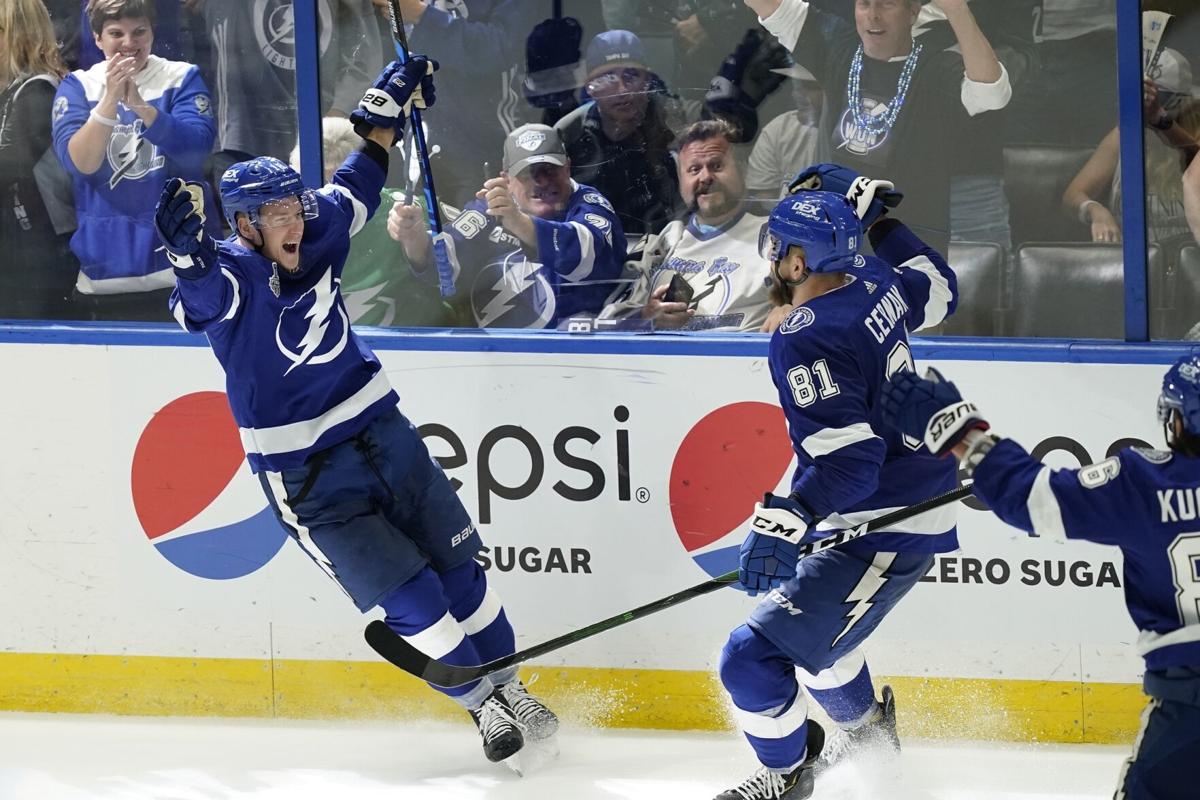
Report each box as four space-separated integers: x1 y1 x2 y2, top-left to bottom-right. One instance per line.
170 148 396 473
442 182 627 328
52 55 217 292
770 222 959 552
974 438 1200 671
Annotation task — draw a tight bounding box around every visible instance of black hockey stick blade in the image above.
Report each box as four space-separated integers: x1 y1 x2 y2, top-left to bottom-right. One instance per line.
366 481 974 687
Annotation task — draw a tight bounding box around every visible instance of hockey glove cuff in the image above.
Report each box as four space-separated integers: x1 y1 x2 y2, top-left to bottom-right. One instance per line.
738 493 815 596
880 367 990 457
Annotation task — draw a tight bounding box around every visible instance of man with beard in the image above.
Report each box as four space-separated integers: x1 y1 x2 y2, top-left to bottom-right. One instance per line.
387 123 626 329
600 120 778 332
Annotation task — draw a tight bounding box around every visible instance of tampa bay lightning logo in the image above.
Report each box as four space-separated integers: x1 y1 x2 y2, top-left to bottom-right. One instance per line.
780 305 815 335
253 0 332 70
107 119 164 188
470 252 556 329
276 266 349 375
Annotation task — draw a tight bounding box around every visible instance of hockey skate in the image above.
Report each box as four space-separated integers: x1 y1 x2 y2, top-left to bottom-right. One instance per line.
814 684 899 774
498 678 559 741
469 691 524 766
714 720 824 800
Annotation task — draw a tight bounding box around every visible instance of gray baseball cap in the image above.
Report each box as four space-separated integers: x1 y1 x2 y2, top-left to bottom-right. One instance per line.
503 123 568 175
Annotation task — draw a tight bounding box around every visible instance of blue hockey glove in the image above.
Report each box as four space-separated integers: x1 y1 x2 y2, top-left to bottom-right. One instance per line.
880 367 990 456
350 57 438 142
154 178 217 276
738 493 815 597
787 163 903 227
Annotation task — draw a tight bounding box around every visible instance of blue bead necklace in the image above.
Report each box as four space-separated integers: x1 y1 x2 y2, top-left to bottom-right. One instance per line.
846 40 923 137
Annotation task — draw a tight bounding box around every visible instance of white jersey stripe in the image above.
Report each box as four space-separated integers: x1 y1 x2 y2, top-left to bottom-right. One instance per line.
902 254 953 330
733 690 809 740
796 647 866 690
458 586 504 635
239 369 394 458
402 611 468 660
815 501 958 536
562 221 597 282
1028 467 1069 542
801 422 880 459
323 184 369 237
1136 623 1200 656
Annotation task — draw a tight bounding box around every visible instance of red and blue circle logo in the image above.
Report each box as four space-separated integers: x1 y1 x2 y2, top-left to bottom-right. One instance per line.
670 402 795 578
132 392 287 579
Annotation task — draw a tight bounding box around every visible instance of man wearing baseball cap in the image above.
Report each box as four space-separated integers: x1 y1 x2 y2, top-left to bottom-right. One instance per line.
555 30 684 236
387 123 627 329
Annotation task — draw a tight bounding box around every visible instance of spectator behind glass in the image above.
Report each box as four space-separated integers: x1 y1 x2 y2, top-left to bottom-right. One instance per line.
288 118 461 328
745 0 1012 254
42 0 84 69
745 63 821 202
599 120 776 333
1186 140 1200 245
52 0 218 321
0 0 78 318
1005 0 1117 148
194 0 382 177
401 0 545 208
555 30 684 237
77 0 182 67
387 123 627 329
1062 49 1200 246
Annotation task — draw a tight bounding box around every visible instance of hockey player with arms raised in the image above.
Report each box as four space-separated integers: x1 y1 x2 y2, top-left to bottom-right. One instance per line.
881 356 1200 800
151 56 556 768
714 164 958 800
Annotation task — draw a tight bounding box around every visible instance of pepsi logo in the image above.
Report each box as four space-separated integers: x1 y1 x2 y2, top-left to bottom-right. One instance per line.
131 392 286 579
669 402 795 577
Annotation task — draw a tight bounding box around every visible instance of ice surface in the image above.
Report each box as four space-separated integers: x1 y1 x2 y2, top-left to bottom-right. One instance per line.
0 713 1128 799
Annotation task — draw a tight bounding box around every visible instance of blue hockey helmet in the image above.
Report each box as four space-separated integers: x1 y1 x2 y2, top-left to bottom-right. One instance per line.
1158 354 1200 450
219 156 318 231
759 190 862 273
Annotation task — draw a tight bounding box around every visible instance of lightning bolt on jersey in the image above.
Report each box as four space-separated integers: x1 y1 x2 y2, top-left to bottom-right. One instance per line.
52 56 218 293
974 439 1200 671
770 222 959 552
603 210 772 332
170 148 396 473
445 182 627 329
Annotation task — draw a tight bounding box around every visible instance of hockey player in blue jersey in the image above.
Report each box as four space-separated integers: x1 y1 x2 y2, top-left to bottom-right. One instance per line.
881 356 1200 800
714 165 958 800
151 56 556 767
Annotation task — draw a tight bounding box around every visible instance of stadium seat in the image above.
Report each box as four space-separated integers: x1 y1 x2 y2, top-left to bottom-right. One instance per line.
936 241 1005 336
1009 243 1159 338
1003 146 1095 248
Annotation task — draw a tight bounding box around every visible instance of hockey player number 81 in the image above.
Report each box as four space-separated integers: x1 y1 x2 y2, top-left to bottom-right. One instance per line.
787 359 841 407
1168 533 1200 626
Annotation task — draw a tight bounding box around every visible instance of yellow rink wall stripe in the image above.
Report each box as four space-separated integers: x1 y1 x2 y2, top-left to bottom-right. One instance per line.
0 653 1144 744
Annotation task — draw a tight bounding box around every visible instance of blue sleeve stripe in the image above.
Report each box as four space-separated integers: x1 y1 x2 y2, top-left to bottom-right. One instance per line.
1028 466 1068 542
563 221 597 281
800 422 879 458
903 255 953 329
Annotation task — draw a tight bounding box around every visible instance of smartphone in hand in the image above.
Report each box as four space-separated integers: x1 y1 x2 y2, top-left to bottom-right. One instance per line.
663 273 694 304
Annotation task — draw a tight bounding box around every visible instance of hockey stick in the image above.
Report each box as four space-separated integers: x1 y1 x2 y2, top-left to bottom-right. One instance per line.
387 0 456 297
365 481 974 687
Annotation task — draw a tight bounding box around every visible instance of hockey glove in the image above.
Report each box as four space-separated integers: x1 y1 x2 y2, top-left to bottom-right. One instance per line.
787 163 903 227
154 178 217 276
880 367 990 457
350 57 438 143
703 28 787 142
738 493 815 596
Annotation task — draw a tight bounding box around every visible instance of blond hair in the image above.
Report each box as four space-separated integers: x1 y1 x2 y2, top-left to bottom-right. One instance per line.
288 117 361 182
0 0 67 80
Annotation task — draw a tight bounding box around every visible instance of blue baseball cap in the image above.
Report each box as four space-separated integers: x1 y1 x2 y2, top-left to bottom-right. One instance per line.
585 30 648 79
